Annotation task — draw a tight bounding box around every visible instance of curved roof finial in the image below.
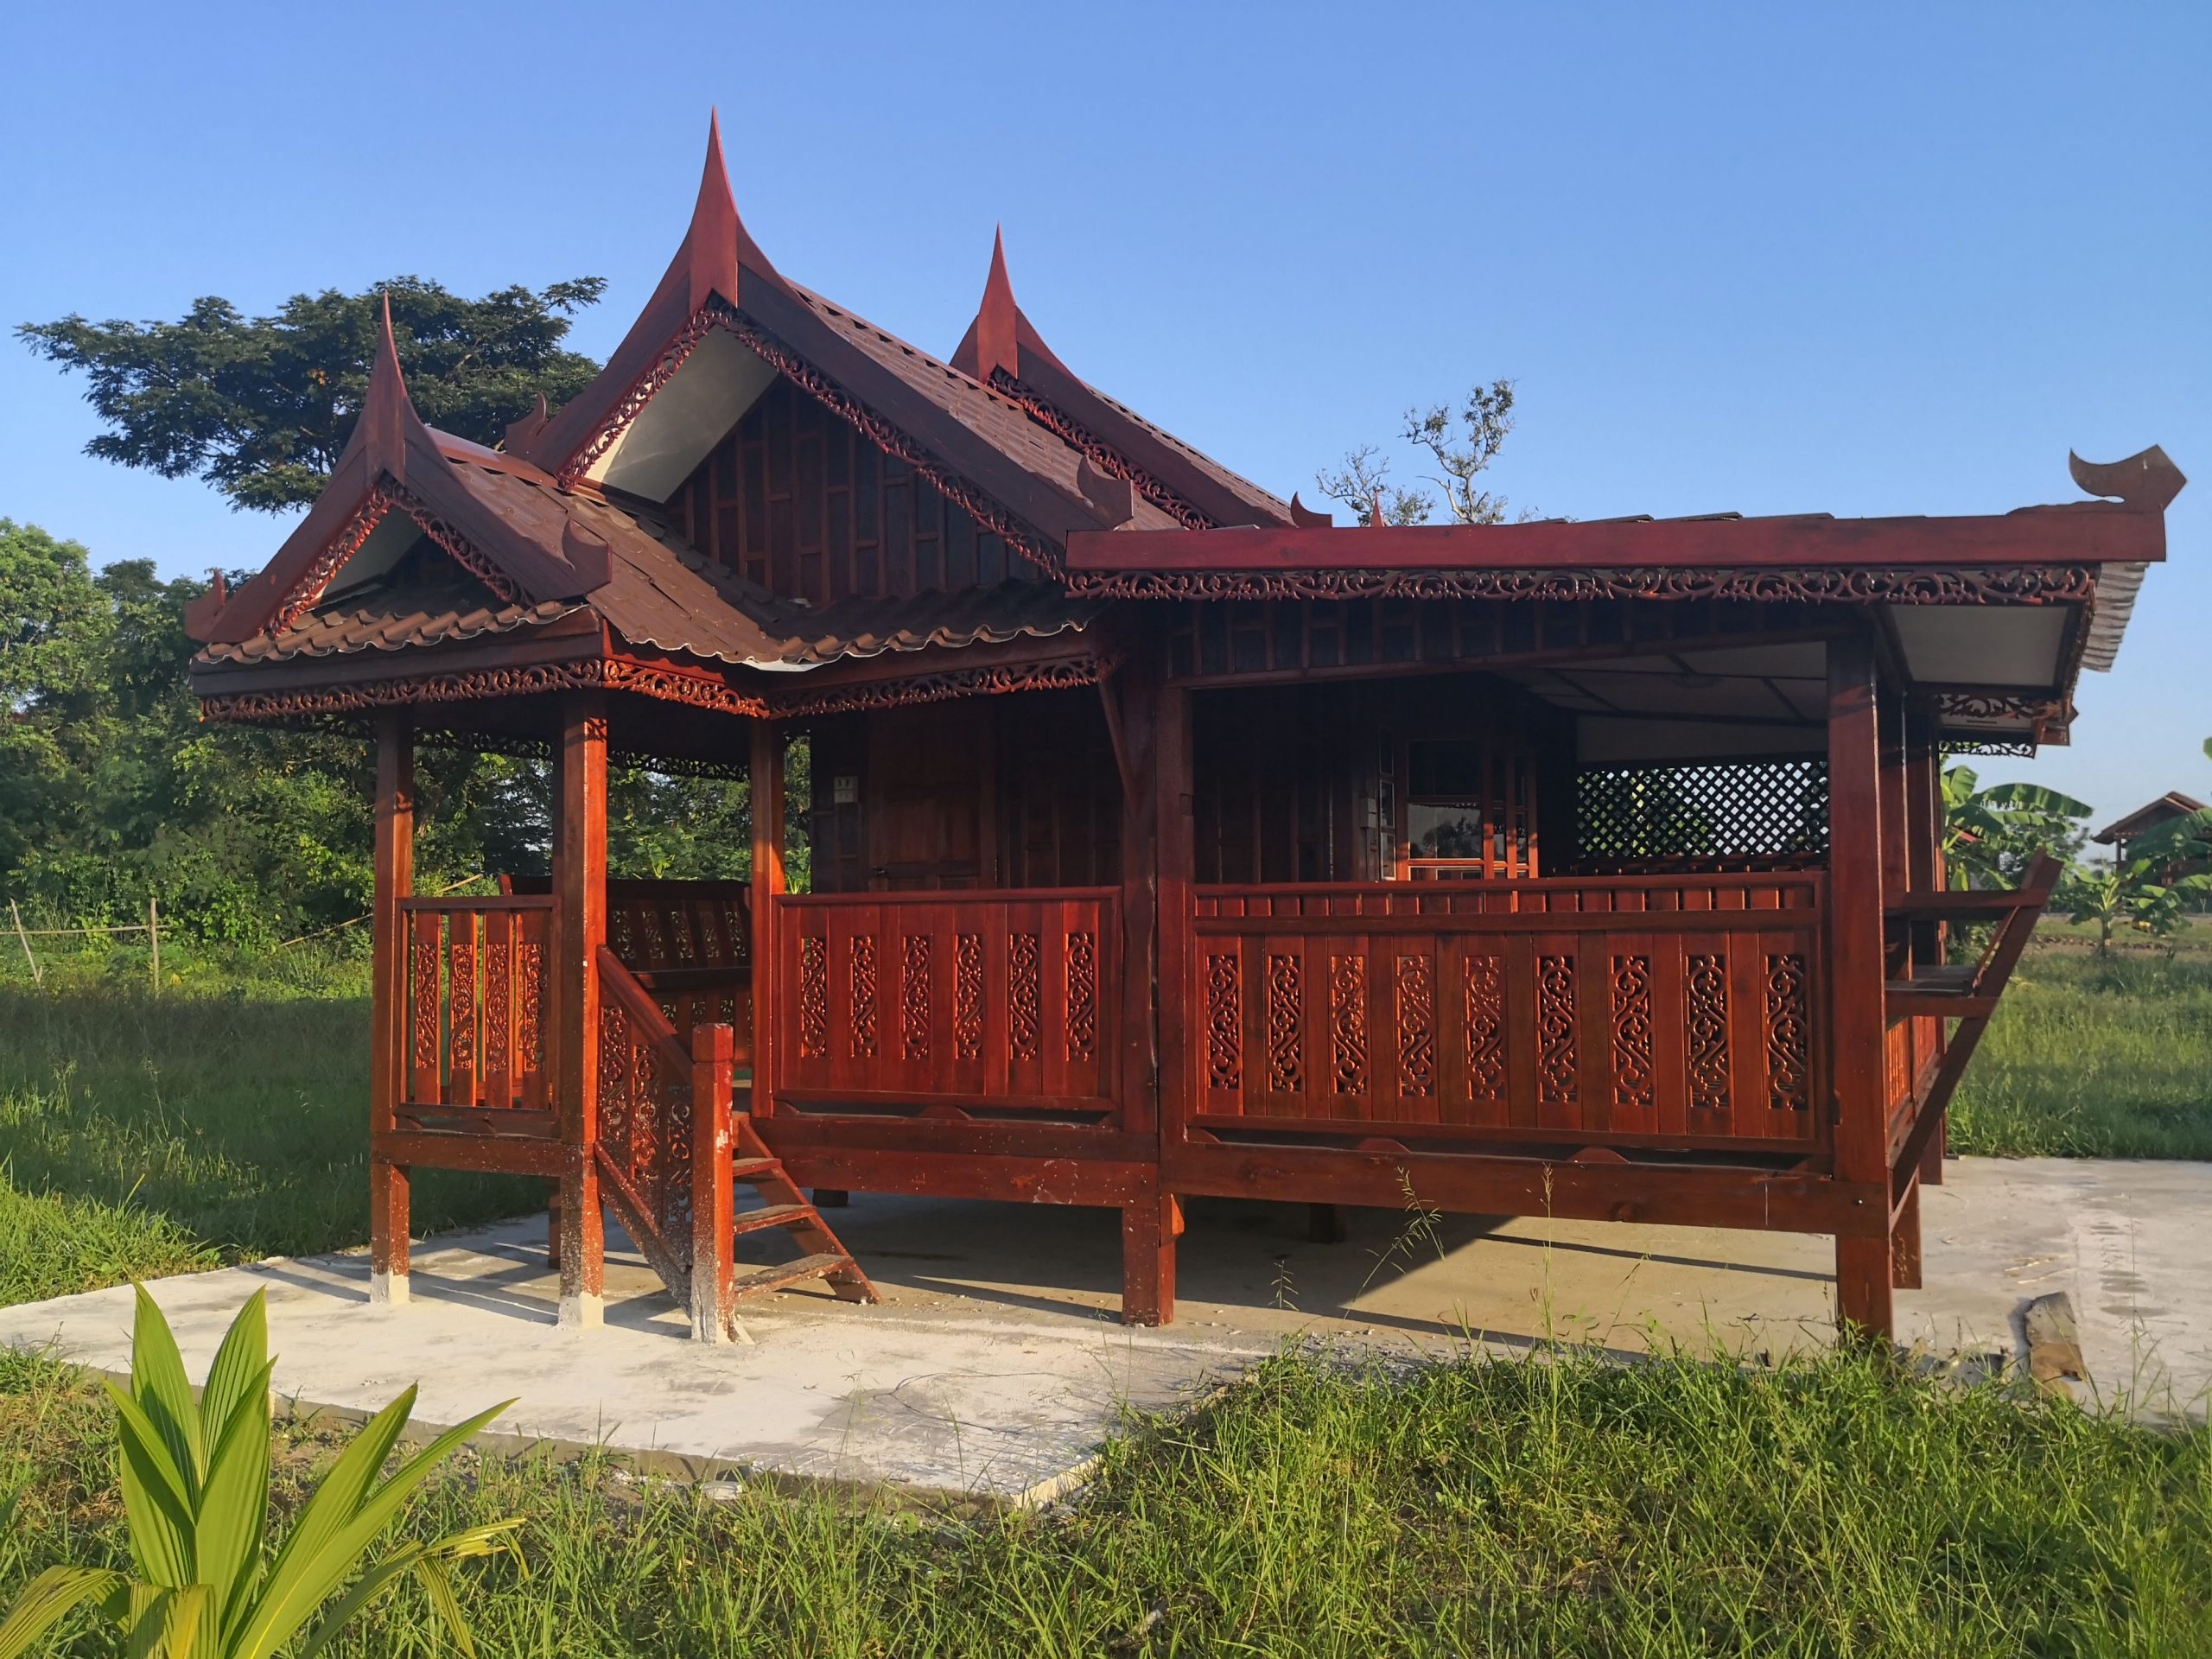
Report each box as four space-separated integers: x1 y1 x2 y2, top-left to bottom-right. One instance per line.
359 291 416 485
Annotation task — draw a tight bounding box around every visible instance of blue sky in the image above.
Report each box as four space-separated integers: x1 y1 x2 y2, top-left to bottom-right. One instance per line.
3 2 2204 823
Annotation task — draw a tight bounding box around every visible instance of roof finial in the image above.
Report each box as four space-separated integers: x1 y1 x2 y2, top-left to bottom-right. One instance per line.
1370 488 1387 528
976 225 1020 383
360 292 412 485
2069 444 2186 513
684 108 746 310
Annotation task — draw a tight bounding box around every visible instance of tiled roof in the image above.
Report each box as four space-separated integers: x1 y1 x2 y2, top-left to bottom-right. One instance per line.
790 286 1186 535
194 439 1103 675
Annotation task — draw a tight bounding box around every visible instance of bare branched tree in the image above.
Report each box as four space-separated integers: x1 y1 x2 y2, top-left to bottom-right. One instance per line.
1318 378 1523 526
1313 444 1434 525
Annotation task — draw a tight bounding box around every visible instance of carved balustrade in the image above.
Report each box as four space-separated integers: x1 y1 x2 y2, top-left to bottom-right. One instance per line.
399 896 553 1127
1186 875 1827 1152
774 889 1118 1114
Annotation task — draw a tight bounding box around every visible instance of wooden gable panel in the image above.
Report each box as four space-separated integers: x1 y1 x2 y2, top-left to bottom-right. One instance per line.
671 377 1041 605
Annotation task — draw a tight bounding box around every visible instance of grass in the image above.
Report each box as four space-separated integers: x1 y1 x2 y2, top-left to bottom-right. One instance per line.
1950 924 2212 1160
3 1338 2208 1656
0 943 543 1304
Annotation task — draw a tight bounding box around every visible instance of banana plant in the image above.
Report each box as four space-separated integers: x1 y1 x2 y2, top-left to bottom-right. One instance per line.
0 1287 520 1657
1941 765 2090 890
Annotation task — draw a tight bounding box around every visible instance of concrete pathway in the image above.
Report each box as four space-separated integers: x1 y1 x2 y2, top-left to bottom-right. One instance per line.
1 1156 2202 1499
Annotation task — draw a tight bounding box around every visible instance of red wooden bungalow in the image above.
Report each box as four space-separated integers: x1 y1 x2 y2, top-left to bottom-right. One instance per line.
188 122 2183 1343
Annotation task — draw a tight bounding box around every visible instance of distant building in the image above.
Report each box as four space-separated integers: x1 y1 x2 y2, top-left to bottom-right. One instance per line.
2092 791 2209 864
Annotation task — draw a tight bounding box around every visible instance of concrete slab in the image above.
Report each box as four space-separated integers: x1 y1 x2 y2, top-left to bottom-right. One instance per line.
1 1156 2202 1498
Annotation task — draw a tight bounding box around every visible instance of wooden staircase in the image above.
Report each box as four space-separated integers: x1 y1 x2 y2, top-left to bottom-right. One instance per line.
718 1116 878 1309
1881 851 2062 1191
588 945 876 1343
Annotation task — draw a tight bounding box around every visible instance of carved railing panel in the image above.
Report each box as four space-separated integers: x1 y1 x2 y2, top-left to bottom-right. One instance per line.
777 889 1118 1112
400 897 552 1115
1189 875 1825 1149
595 949 701 1285
503 876 752 1065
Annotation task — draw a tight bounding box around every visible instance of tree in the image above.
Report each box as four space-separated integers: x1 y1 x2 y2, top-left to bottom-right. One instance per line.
1317 378 1521 525
0 1288 518 1657
19 276 606 512
1940 765 2089 890
2063 815 2212 955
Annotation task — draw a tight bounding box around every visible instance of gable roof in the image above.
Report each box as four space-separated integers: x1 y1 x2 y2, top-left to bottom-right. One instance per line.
949 229 1297 531
503 117 1196 563
2092 791 2210 845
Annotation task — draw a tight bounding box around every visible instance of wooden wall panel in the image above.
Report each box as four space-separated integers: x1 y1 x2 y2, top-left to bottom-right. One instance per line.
804 691 1122 895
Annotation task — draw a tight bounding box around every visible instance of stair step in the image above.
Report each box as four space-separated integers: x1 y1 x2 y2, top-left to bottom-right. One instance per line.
731 1204 812 1237
730 1253 855 1300
729 1158 782 1180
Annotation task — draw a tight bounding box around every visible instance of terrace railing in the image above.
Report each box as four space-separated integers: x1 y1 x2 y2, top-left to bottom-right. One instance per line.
1185 874 1827 1152
773 888 1120 1116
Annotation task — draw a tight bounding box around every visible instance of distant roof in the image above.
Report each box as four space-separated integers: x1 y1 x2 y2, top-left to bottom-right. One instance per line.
2092 791 2209 844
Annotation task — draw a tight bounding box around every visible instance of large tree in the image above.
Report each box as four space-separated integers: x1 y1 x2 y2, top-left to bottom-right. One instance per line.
18 276 606 512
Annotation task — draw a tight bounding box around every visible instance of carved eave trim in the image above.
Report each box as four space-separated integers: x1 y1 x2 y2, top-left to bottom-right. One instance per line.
760 652 1111 721
200 654 770 726
1063 566 2103 605
989 368 1213 531
197 626 1122 730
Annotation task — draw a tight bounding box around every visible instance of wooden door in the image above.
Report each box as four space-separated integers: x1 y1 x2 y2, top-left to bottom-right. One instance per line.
866 706 994 889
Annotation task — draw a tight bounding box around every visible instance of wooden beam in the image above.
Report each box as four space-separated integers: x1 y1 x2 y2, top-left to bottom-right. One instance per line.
1067 504 2164 575
1166 1141 1885 1236
553 690 608 1329
1827 632 1896 1340
370 713 414 1306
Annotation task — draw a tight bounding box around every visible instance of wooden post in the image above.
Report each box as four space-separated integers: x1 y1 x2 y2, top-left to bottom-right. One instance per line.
748 720 786 1123
147 897 159 993
1121 1189 1181 1327
1891 1178 1924 1290
369 713 414 1306
1107 651 1163 1141
1827 634 1894 1342
1123 671 1192 1326
1904 699 1948 1187
554 690 608 1330
689 1021 737 1343
1308 1204 1349 1244
10 900 40 986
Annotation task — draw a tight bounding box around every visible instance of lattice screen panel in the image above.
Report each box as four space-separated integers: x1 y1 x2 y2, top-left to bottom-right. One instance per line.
1576 760 1828 864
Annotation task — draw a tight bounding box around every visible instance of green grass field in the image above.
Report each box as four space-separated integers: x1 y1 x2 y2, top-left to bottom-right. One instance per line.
1950 926 2212 1160
2 929 2209 1654
4 1337 2208 1656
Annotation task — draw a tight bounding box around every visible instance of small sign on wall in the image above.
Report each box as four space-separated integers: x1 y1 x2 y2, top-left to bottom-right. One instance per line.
832 774 860 805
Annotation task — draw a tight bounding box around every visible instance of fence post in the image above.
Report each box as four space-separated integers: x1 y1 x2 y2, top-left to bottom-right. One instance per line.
9 901 39 987
148 897 160 994
689 1021 737 1344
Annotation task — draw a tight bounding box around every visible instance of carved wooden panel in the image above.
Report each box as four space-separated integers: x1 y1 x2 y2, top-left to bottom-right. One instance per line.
1187 875 1824 1148
400 899 552 1112
778 891 1118 1112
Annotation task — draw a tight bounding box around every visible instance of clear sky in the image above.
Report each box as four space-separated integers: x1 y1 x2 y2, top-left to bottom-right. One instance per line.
3 3 2204 823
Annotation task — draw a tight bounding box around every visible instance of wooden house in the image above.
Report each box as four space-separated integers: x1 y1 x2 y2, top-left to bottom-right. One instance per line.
188 120 2184 1342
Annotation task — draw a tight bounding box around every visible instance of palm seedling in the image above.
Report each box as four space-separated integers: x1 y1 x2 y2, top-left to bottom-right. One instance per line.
0 1287 520 1656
